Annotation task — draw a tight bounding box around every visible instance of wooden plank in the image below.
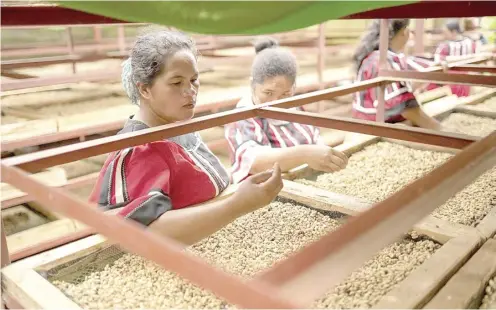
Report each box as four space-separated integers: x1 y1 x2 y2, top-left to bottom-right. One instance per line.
476 207 496 240
454 106 496 119
374 232 482 309
416 86 452 104
0 119 58 143
281 180 476 244
280 180 371 215
7 218 88 256
56 105 138 132
421 95 460 117
1 168 67 202
2 205 50 236
459 88 496 106
424 239 496 309
381 137 460 154
1 235 106 309
2 266 82 309
2 107 46 120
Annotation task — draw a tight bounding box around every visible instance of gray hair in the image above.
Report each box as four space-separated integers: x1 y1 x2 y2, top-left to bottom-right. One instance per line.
121 27 197 105
251 37 297 86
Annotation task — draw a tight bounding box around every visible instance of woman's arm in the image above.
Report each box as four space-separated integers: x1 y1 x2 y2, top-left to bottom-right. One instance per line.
249 144 348 175
249 145 310 174
401 106 442 130
148 165 283 246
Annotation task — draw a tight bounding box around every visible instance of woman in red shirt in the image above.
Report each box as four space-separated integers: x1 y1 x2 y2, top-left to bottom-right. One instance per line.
90 28 283 246
352 19 441 129
225 37 348 184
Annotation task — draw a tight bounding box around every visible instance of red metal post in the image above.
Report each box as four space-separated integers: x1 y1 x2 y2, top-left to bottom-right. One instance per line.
317 23 326 112
414 19 425 56
376 19 389 123
117 25 126 53
66 27 76 74
1 222 10 309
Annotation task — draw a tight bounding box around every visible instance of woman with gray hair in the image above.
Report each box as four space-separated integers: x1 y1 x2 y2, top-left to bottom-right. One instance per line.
89 28 283 246
225 37 348 184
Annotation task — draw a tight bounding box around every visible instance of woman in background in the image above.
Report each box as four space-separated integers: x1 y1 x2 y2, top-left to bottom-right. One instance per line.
225 37 348 184
352 19 442 129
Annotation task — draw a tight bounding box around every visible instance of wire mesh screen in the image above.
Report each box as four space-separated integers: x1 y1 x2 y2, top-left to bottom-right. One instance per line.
41 244 126 285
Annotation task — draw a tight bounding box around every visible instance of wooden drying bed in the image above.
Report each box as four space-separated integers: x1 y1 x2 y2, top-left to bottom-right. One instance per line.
2 87 492 264
0 189 484 309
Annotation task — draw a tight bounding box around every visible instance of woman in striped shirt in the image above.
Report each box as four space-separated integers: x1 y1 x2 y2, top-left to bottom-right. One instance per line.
430 19 483 97
352 19 442 129
225 37 348 184
90 28 283 246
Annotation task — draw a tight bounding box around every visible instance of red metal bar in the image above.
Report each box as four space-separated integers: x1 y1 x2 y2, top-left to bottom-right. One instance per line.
66 27 77 74
2 78 385 172
1 6 128 27
1 164 301 309
317 23 326 112
414 19 425 55
257 107 478 149
1 70 121 91
379 70 496 86
257 130 496 304
450 65 496 74
376 19 389 123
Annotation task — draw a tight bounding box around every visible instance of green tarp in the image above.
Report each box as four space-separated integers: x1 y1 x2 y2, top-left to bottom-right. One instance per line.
57 1 417 35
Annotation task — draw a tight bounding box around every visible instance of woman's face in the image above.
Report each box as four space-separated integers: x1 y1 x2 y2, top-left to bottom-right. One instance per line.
138 49 200 123
395 26 411 50
252 75 295 104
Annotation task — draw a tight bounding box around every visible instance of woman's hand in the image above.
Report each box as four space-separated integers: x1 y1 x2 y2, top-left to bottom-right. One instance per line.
305 145 348 173
232 163 283 213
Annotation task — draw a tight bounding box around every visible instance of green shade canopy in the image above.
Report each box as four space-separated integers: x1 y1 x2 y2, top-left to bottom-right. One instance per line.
56 1 416 35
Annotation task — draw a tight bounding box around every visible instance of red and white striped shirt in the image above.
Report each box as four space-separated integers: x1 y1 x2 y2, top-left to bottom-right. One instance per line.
429 38 480 97
353 50 419 123
90 118 230 226
225 96 320 184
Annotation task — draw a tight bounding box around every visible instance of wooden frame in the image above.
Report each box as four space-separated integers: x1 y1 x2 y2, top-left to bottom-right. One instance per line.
424 238 496 309
2 12 496 308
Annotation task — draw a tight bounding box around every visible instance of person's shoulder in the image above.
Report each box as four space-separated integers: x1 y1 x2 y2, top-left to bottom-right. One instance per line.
125 140 179 166
236 95 254 108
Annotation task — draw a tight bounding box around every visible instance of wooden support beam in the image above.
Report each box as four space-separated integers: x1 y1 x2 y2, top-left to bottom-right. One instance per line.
424 239 496 309
454 106 496 119
374 233 482 309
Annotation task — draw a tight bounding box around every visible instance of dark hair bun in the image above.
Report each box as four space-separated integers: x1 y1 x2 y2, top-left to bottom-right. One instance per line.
254 37 279 54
